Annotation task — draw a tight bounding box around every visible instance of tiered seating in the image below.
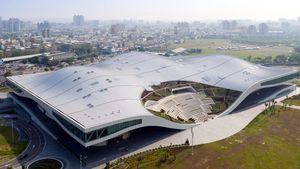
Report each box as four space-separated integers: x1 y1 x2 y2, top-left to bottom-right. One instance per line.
145 91 216 123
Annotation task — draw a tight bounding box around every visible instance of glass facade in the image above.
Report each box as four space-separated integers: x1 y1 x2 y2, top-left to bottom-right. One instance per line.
261 72 299 86
52 112 142 143
6 81 22 93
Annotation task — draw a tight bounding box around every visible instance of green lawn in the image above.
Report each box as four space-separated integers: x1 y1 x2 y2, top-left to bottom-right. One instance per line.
291 80 300 87
0 126 28 164
0 86 10 93
169 39 293 59
282 94 300 106
114 106 300 169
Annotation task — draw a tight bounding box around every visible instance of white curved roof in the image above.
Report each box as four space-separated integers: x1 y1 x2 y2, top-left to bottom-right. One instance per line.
8 52 296 129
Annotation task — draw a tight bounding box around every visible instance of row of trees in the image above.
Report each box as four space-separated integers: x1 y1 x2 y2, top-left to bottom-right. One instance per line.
247 53 300 65
57 43 95 57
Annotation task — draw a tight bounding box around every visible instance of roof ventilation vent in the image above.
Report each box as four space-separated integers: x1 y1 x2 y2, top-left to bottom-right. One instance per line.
106 79 112 83
87 71 94 74
87 104 94 108
76 88 83 92
90 81 99 86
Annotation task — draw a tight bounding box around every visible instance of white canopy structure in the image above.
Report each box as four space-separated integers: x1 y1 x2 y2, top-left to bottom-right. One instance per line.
6 52 298 147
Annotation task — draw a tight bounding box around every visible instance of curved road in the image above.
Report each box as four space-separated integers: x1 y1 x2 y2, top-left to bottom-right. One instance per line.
0 119 45 169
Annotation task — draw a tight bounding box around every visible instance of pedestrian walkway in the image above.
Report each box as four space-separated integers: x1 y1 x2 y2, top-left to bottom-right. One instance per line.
117 87 300 158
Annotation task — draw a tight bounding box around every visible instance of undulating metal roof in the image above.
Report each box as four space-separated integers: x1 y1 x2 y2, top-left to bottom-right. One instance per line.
8 52 295 129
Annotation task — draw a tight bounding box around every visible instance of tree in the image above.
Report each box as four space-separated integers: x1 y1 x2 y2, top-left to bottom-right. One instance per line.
247 55 253 62
4 70 12 77
294 46 300 53
104 162 110 169
136 156 143 169
58 44 73 52
289 54 300 64
274 55 288 64
262 56 273 64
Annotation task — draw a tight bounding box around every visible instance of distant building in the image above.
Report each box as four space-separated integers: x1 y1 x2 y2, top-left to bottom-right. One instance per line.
110 23 125 34
171 47 187 54
281 22 291 31
174 22 190 36
258 23 269 35
86 20 99 28
37 21 51 38
230 20 237 30
46 52 76 61
221 20 237 31
297 16 300 23
221 20 230 30
73 15 84 26
2 18 24 33
0 16 2 33
247 25 257 34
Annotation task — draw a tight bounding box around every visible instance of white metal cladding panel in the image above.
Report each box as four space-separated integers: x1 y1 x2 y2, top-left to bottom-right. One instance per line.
55 86 144 114
37 69 110 99
44 75 142 104
68 100 150 128
26 67 88 93
8 52 295 129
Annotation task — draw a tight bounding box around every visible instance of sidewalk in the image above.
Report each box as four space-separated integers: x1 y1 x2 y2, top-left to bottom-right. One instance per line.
93 87 300 169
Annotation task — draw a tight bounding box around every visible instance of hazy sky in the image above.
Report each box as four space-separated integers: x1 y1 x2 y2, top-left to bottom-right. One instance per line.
1 0 299 21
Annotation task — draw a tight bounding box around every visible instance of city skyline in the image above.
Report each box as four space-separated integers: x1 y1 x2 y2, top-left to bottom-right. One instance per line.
1 0 300 22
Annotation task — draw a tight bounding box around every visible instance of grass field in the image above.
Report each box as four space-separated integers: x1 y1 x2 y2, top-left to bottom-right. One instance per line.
283 94 300 106
292 80 300 87
0 126 27 164
0 86 10 93
169 39 293 59
115 106 300 169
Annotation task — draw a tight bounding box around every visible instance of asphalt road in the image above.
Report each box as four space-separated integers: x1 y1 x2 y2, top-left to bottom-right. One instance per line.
0 119 45 169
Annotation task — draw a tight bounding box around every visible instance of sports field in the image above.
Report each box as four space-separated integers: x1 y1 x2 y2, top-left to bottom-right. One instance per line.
169 39 293 59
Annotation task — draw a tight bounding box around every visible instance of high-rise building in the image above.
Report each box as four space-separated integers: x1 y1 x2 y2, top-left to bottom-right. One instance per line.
221 20 230 30
247 25 257 34
37 21 50 38
221 20 238 31
3 18 24 33
73 15 84 26
230 20 237 30
110 23 125 34
297 16 300 23
258 23 269 35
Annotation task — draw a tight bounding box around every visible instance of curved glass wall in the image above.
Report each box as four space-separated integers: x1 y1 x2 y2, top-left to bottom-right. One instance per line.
261 72 299 86
53 112 142 143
